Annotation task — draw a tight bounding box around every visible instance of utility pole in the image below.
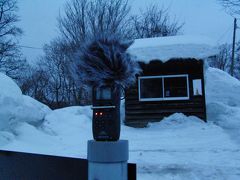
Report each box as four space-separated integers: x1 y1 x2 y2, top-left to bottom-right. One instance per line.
231 18 237 76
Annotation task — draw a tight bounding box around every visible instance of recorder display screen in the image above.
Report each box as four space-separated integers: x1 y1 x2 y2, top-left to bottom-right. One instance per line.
96 87 111 100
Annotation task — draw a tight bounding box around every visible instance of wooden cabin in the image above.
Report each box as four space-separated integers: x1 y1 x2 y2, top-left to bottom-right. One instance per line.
125 35 217 127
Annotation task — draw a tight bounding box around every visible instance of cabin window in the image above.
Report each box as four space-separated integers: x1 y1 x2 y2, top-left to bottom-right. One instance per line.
140 77 163 99
138 74 189 101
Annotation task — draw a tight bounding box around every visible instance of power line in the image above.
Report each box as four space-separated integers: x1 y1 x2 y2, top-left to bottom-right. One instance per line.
216 24 233 44
18 45 43 50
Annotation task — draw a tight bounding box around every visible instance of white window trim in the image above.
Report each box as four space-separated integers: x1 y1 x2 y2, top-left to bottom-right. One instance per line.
138 74 190 102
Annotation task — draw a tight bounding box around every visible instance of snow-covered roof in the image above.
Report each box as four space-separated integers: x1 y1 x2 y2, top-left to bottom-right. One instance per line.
128 35 218 63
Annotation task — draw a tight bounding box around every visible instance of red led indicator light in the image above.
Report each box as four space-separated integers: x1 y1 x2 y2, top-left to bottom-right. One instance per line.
95 112 98 116
100 112 103 116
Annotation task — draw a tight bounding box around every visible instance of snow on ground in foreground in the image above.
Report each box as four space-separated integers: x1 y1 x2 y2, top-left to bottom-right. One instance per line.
1 68 240 179
123 114 240 180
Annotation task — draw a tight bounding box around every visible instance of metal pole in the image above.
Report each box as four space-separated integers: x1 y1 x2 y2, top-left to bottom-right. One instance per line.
87 140 129 180
231 18 237 76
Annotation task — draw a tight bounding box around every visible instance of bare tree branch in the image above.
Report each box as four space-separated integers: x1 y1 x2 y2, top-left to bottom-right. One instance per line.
131 4 183 38
58 0 132 49
0 0 25 79
218 0 240 15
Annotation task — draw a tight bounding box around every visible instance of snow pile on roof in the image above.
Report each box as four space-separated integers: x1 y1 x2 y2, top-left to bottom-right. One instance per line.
128 35 218 63
0 73 51 131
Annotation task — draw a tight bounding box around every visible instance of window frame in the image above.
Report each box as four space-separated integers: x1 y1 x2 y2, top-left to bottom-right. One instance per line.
138 74 190 102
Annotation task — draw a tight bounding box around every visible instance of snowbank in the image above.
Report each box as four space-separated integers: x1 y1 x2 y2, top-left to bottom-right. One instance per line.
0 73 22 100
1 68 240 180
206 67 240 107
206 67 240 143
128 35 218 63
42 106 91 137
2 106 92 157
0 73 23 130
17 95 51 125
2 105 239 180
0 73 51 131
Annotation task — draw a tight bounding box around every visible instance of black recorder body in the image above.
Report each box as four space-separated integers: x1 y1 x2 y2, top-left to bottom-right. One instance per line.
92 85 121 141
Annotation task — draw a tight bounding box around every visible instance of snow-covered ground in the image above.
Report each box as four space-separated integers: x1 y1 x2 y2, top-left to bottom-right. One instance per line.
1 68 240 179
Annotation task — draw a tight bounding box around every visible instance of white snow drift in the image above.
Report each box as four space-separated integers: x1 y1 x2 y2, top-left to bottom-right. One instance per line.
0 73 51 131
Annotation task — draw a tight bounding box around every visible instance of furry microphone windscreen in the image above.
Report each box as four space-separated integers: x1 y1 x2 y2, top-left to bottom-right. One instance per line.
71 36 141 88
